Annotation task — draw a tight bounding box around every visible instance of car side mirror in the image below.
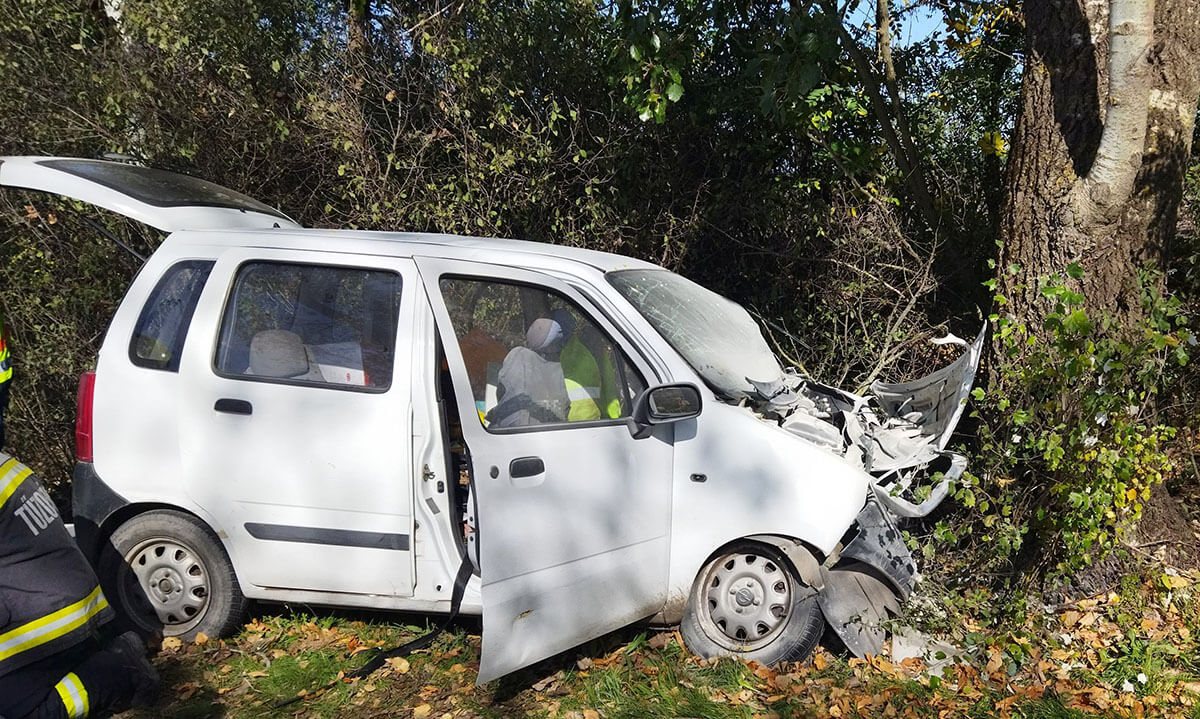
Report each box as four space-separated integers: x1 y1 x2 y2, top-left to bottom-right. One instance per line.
627 383 702 439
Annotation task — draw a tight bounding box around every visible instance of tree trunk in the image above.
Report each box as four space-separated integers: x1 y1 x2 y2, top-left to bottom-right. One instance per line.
347 0 369 58
996 0 1200 330
995 0 1200 579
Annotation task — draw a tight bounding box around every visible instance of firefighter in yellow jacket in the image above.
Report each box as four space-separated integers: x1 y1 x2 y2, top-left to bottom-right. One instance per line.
550 309 622 421
0 452 159 718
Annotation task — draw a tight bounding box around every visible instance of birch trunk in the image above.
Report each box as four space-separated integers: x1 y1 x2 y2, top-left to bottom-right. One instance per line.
996 0 1200 329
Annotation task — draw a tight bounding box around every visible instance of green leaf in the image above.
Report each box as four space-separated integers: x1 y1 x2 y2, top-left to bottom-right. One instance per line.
1066 261 1085 279
1063 309 1092 334
666 83 683 102
629 44 642 61
271 59 281 73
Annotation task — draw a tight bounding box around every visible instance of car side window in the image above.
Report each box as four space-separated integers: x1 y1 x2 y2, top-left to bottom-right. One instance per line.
439 277 646 430
214 262 402 391
130 260 215 372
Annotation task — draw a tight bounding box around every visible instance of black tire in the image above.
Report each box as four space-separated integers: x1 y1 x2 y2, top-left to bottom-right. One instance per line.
680 541 824 665
99 510 246 640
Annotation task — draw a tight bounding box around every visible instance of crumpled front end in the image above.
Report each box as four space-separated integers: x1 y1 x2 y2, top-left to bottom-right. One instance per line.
743 327 986 657
750 325 986 521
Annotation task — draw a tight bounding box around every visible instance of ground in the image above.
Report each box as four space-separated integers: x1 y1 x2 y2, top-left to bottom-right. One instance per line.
122 563 1200 719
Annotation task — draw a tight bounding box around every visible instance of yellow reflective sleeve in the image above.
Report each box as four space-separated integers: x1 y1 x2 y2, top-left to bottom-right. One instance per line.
54 671 90 718
0 586 110 664
0 458 31 508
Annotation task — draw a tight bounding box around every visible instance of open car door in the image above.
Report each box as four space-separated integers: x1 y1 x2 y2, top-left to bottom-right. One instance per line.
416 257 674 684
0 156 299 231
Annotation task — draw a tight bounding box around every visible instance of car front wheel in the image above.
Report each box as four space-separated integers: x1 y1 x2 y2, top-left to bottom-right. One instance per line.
99 510 246 640
680 541 824 665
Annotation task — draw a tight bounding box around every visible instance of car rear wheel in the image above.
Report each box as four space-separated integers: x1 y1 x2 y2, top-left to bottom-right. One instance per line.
680 541 824 665
99 510 246 640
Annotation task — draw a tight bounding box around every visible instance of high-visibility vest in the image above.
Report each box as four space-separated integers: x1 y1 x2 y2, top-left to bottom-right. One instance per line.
0 453 114 679
561 335 621 421
0 316 10 385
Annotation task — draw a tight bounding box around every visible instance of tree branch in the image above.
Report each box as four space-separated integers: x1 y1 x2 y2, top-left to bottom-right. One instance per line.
823 0 939 229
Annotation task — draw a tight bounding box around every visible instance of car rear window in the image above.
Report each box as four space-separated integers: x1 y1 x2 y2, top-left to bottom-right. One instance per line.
129 260 215 372
38 159 291 220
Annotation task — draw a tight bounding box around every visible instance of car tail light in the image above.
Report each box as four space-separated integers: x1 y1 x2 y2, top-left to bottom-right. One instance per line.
76 371 96 462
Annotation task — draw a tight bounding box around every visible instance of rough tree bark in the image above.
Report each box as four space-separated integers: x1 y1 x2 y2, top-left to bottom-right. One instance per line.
997 0 1200 329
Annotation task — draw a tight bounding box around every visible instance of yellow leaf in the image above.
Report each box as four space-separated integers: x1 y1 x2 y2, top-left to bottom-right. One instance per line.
413 704 432 718
1163 574 1190 590
194 632 210 645
161 637 183 651
385 656 410 674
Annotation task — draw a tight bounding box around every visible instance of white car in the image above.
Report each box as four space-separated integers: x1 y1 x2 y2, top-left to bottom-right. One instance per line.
0 156 982 682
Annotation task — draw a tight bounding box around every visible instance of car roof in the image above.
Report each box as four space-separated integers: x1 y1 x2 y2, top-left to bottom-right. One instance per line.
165 228 661 274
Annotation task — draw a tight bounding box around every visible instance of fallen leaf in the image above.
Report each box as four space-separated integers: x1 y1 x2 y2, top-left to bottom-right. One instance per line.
159 638 182 657
385 657 411 674
582 710 600 719
194 632 210 646
1163 575 1191 590
985 649 1004 675
576 657 593 671
532 671 563 692
648 632 671 649
413 704 432 718
176 681 202 700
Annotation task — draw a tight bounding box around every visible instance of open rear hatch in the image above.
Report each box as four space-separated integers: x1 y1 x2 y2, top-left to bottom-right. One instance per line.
0 156 299 231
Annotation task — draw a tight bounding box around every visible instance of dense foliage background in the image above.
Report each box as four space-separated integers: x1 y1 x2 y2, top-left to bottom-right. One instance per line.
0 0 1196 589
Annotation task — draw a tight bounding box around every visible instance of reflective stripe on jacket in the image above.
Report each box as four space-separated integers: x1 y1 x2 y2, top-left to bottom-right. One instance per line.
0 453 113 678
0 317 10 384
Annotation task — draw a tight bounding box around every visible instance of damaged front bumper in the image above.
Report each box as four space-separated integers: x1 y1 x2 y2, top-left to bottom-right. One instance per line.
818 499 917 658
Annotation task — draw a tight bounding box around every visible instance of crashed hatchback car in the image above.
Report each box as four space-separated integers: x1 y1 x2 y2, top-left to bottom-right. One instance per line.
0 156 982 682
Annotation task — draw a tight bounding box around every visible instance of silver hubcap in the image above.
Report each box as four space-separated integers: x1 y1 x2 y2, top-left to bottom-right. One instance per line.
700 552 792 651
125 539 209 630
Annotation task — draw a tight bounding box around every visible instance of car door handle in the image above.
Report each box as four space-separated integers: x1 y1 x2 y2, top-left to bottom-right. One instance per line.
509 457 544 478
214 398 253 415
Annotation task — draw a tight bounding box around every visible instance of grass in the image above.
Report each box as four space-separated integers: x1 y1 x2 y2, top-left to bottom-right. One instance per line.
123 570 1200 719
